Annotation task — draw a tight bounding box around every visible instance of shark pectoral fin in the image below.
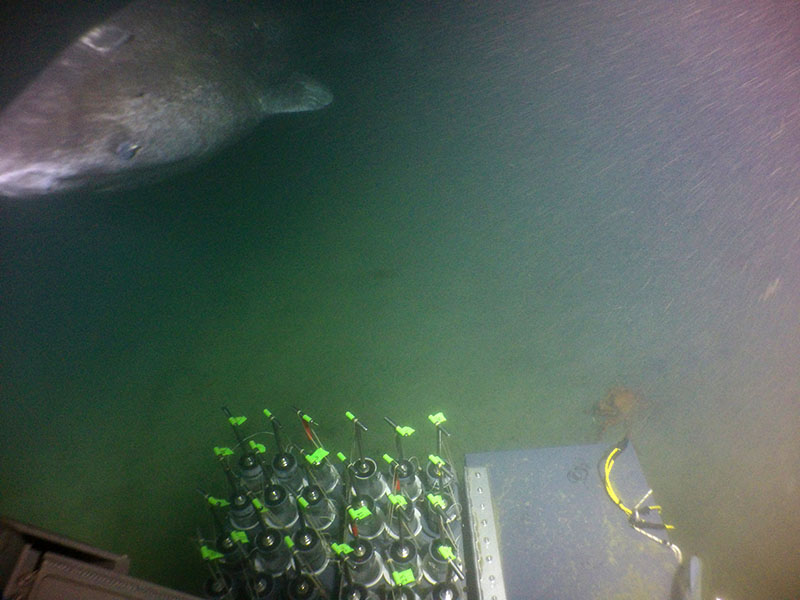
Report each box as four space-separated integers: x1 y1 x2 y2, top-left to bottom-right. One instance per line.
80 24 133 53
260 72 333 114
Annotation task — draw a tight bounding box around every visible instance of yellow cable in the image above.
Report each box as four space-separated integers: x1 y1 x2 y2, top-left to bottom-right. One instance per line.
604 446 674 529
604 448 633 515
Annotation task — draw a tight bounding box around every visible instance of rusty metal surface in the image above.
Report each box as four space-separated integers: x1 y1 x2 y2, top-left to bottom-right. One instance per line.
27 552 203 600
0 517 130 573
1 518 200 600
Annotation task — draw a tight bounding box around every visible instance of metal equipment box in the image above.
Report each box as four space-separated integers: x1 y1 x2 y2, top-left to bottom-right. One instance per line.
465 443 682 600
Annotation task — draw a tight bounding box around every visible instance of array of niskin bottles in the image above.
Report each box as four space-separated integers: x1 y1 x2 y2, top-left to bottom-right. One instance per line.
196 408 465 600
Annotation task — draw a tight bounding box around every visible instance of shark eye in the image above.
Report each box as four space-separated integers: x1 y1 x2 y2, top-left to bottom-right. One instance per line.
115 140 141 160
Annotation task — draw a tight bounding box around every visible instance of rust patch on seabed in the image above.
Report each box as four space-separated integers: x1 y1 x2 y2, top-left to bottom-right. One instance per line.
591 386 645 440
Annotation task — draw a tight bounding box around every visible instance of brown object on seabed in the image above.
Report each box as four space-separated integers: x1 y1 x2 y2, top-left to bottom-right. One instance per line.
591 386 645 439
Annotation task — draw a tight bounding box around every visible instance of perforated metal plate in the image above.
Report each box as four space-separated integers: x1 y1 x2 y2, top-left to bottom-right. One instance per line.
464 466 507 600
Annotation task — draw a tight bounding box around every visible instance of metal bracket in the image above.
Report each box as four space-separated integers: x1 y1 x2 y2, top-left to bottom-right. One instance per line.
465 466 508 600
